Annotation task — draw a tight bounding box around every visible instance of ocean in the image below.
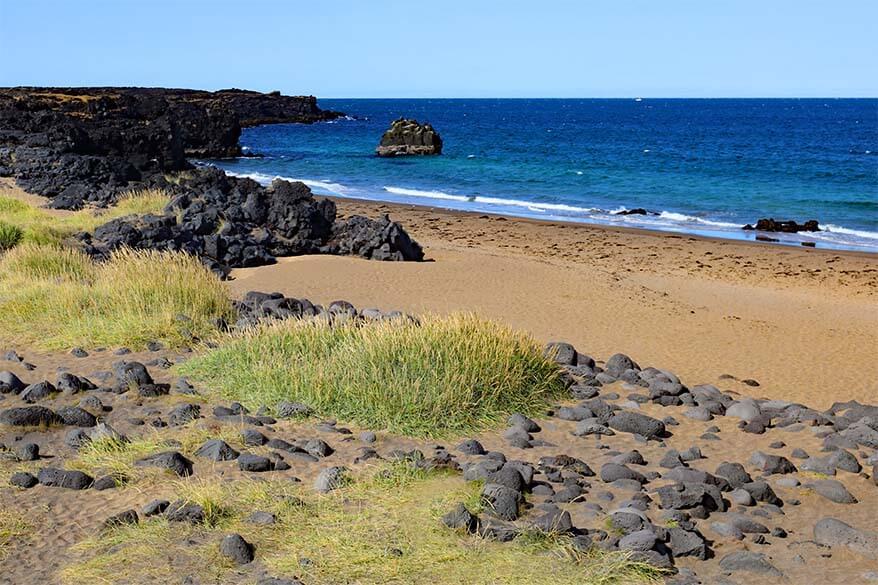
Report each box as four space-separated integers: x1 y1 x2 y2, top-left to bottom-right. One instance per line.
203 99 878 252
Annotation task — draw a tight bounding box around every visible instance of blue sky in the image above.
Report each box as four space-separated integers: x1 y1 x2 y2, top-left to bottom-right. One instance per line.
1 0 875 97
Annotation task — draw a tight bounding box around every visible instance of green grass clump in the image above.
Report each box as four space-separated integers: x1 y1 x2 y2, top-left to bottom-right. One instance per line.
178 313 566 437
0 245 233 350
62 462 662 585
0 221 23 251
0 187 170 248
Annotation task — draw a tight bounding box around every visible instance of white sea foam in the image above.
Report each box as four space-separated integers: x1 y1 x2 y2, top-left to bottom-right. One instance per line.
658 211 741 228
226 170 349 196
382 186 470 203
382 186 600 214
818 224 878 240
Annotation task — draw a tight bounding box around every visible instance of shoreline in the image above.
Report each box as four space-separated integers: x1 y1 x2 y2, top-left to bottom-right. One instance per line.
328 193 878 260
230 194 878 409
217 165 878 255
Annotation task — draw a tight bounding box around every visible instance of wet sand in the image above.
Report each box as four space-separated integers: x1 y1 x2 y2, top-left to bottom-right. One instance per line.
230 198 878 408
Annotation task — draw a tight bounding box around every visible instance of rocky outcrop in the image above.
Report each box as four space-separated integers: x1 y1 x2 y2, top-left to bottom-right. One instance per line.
75 166 424 277
742 218 820 233
376 118 442 156
0 87 342 209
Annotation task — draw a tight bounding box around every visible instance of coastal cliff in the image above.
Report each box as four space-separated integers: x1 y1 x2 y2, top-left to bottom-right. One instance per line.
0 87 342 208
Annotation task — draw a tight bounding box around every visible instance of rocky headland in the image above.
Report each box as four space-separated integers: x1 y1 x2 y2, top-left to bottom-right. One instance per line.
0 88 424 274
0 87 341 209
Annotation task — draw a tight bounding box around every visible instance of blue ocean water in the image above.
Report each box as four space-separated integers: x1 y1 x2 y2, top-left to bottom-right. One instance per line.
205 99 878 251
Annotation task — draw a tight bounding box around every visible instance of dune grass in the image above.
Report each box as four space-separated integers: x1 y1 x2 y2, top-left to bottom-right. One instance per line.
0 245 233 350
0 187 170 248
0 508 31 560
61 461 662 585
178 313 567 437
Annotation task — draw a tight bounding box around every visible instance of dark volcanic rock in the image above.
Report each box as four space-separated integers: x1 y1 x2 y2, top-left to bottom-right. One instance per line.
376 118 442 156
607 411 665 439
0 406 61 427
220 533 255 565
0 87 340 208
195 439 240 461
134 451 194 477
37 467 94 489
742 218 820 233
79 169 424 277
10 471 38 489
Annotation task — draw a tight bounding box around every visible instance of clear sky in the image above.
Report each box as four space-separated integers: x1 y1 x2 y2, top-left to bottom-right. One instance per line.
1 0 876 97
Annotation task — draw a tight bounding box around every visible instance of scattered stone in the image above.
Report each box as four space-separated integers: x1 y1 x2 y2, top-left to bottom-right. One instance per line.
103 509 138 529
807 479 857 504
10 471 38 488
442 503 479 533
314 466 348 493
20 381 56 403
750 451 797 474
238 453 273 472
134 451 194 477
247 511 277 526
142 499 170 517
276 401 313 418
55 406 97 427
195 439 240 461
15 442 39 461
813 517 878 559
0 371 25 394
242 429 268 446
718 550 783 576
164 500 205 524
93 475 119 490
481 483 523 521
220 533 255 565
607 411 665 439
37 468 94 490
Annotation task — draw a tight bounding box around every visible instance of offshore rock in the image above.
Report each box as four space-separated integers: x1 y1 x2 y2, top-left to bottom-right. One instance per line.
376 118 442 156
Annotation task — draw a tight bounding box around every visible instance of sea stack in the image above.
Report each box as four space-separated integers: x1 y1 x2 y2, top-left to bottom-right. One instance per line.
376 118 443 156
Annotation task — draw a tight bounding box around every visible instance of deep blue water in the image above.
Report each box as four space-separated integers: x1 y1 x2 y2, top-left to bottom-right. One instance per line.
206 99 878 251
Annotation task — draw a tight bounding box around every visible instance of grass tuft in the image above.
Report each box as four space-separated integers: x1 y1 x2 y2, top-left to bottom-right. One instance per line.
0 508 32 560
61 462 662 585
0 245 233 350
178 313 567 437
0 221 23 251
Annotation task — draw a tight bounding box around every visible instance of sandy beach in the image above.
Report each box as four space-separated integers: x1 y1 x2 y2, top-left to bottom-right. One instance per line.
231 198 878 409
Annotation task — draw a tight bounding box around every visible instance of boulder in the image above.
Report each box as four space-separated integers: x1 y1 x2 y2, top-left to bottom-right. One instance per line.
607 411 665 439
220 533 255 565
813 518 878 559
37 468 93 490
376 118 442 156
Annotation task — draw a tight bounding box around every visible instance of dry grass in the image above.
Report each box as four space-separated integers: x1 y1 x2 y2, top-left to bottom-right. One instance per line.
178 313 567 437
0 508 32 560
61 462 662 585
0 245 233 350
68 424 245 484
0 187 170 248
